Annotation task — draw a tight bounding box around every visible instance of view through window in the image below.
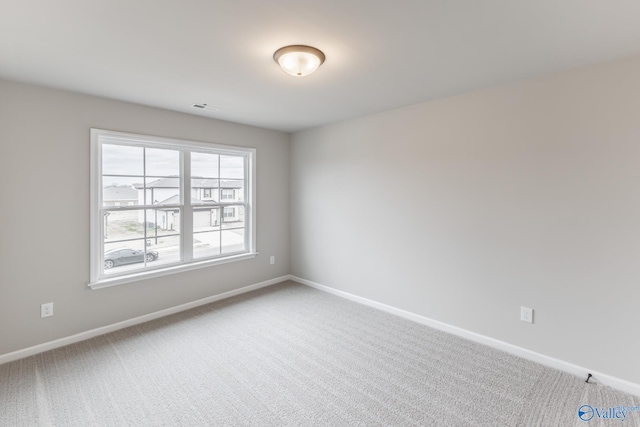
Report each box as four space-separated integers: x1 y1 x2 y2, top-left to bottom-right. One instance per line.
90 129 255 286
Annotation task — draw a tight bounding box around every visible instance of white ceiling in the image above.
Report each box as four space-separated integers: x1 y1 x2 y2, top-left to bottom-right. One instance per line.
2 0 640 132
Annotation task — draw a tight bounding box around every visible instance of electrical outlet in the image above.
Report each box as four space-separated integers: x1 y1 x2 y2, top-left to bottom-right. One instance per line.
269 255 275 265
41 302 54 318
520 306 533 324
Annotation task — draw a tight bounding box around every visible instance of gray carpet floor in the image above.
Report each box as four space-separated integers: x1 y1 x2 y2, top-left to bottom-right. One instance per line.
1 281 638 426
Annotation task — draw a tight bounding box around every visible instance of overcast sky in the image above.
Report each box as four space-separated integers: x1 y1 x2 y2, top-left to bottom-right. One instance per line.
102 144 244 180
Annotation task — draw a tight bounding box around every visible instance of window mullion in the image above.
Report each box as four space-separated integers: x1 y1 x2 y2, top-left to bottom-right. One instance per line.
142 148 148 266
182 150 193 262
245 154 252 253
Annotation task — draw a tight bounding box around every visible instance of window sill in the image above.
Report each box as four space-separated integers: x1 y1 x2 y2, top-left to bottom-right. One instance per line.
88 252 257 290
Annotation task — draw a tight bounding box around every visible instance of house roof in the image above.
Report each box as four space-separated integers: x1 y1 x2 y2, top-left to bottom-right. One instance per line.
133 178 244 189
103 185 138 201
156 195 201 205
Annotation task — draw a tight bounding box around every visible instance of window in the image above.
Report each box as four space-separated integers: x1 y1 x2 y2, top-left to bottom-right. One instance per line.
90 129 256 289
221 189 235 200
223 207 236 219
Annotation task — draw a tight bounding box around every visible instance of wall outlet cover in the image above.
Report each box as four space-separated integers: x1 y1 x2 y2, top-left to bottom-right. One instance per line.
521 306 533 323
41 302 54 318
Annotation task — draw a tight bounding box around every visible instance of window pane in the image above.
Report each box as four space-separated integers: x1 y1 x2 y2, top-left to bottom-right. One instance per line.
191 179 219 203
102 179 141 207
103 240 146 275
146 148 179 177
103 208 181 274
191 152 219 179
222 229 245 254
102 144 143 176
193 206 221 259
146 177 180 205
220 155 244 179
193 207 220 233
103 238 179 275
147 235 181 268
219 180 244 202
145 208 181 237
221 205 244 229
144 208 181 268
193 231 220 259
104 209 145 243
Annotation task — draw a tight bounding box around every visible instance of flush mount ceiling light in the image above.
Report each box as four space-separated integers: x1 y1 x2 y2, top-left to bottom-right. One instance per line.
273 45 325 77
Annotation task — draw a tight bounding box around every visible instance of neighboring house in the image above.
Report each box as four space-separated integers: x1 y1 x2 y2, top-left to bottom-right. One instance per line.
103 185 138 206
132 177 243 230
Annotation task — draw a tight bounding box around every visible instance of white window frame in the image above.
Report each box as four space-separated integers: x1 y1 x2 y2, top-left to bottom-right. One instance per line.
89 129 256 290
221 189 235 200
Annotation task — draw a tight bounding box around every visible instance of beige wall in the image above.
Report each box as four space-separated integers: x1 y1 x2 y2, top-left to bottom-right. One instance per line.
290 55 640 384
0 80 290 355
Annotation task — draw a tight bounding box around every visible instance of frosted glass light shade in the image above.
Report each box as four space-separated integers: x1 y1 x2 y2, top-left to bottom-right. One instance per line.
273 45 325 77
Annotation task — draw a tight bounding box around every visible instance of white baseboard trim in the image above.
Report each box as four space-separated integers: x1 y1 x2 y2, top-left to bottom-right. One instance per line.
289 275 640 397
0 275 289 366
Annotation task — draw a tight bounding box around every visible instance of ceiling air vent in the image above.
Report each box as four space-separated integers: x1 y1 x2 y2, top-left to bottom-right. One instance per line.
191 103 219 112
